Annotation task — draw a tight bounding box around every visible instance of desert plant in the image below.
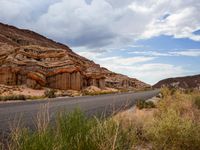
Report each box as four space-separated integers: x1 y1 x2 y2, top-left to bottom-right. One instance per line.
184 88 194 94
0 95 26 101
8 109 94 150
26 95 46 100
194 96 200 109
146 109 200 150
44 89 56 98
136 100 155 109
83 91 117 96
55 109 96 150
7 108 138 150
160 87 171 98
91 119 137 150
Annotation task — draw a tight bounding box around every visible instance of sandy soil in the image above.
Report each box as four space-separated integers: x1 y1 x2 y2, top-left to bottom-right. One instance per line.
0 84 45 97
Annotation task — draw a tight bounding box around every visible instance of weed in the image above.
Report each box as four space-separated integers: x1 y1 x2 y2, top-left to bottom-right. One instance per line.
194 96 200 109
44 89 56 98
136 100 155 109
146 109 200 150
0 95 26 101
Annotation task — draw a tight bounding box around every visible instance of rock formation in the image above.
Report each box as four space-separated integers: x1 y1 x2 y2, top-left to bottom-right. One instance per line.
153 74 200 90
0 23 149 91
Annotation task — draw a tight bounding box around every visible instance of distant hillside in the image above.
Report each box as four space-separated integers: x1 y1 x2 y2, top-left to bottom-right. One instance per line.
153 74 200 89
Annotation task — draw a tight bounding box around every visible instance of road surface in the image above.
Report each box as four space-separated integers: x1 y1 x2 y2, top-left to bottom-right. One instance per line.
0 90 159 135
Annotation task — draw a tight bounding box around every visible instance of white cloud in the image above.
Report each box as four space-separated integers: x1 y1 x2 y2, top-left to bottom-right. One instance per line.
77 50 189 84
77 50 155 65
98 56 155 66
169 50 200 57
129 49 200 57
1 0 200 48
100 62 187 85
141 5 200 41
130 63 187 84
129 51 172 56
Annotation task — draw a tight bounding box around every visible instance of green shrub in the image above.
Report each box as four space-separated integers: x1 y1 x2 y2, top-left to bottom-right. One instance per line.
44 89 56 98
26 95 46 100
0 95 26 101
8 109 138 150
83 91 116 96
56 109 96 150
136 100 156 109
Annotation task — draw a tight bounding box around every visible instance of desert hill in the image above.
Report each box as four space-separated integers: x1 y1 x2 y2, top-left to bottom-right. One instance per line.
153 74 200 90
0 22 149 91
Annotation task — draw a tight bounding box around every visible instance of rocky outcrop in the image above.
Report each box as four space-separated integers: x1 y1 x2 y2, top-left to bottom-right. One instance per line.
0 23 149 91
153 74 200 90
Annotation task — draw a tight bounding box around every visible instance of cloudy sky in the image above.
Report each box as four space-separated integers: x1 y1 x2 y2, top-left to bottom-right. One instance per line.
0 0 200 84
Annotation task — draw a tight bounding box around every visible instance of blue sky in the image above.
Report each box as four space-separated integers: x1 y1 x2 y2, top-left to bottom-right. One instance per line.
0 0 200 84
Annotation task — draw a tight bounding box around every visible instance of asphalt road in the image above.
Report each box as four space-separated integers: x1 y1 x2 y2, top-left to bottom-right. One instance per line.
0 89 160 135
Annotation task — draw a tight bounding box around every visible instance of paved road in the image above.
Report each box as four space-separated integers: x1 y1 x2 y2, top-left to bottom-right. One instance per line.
0 90 159 135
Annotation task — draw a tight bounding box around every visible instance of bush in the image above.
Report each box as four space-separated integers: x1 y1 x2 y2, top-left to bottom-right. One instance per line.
0 95 26 101
83 91 116 96
26 95 46 100
194 96 200 109
170 88 178 95
185 89 194 94
136 100 156 109
91 119 137 150
44 89 56 98
8 109 138 150
146 109 200 150
160 87 171 98
56 109 96 150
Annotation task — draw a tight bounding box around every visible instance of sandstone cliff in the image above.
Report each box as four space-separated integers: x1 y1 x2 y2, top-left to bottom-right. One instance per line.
0 23 149 91
153 74 200 90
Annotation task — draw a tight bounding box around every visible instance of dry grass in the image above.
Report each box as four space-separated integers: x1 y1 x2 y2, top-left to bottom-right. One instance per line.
114 107 155 128
114 88 200 150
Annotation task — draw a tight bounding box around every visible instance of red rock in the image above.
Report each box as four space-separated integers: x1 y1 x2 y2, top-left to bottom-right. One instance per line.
0 22 149 90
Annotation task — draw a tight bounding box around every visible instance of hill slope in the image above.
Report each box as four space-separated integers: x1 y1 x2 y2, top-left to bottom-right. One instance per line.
0 22 149 91
153 74 200 89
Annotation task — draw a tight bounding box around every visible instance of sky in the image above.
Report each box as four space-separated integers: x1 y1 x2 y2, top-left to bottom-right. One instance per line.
0 0 200 85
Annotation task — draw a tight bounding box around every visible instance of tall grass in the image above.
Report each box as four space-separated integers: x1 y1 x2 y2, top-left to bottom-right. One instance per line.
7 109 138 150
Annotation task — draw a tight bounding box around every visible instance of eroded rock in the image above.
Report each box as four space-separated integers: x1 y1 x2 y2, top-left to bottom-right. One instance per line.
0 23 149 91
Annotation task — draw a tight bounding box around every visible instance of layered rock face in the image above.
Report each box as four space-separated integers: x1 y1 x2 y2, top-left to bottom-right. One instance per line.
0 23 149 91
153 74 200 90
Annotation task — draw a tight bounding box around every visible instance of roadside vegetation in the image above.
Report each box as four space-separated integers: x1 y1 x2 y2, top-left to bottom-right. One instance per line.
0 95 46 101
1 87 200 150
136 99 156 109
0 95 26 101
82 90 118 96
44 89 56 98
